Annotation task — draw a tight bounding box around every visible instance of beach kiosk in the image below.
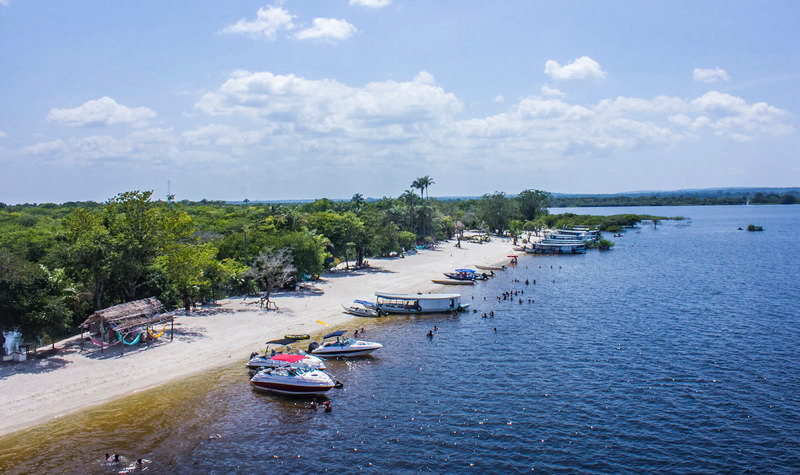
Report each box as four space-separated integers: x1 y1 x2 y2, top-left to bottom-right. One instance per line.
79 297 174 355
374 292 468 314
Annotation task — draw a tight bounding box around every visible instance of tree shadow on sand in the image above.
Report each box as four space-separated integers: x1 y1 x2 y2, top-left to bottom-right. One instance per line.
0 350 73 380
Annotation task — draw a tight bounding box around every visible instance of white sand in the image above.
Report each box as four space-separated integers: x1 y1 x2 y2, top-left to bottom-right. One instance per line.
0 239 515 437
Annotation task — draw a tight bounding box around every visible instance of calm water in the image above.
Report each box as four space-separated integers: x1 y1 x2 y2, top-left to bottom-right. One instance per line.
2 205 799 473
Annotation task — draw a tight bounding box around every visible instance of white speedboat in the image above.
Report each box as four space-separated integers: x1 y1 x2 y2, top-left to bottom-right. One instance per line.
250 355 335 396
342 300 384 317
309 330 383 357
247 338 326 372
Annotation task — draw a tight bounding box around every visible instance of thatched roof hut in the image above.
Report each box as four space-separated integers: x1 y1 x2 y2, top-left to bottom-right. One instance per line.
80 297 174 354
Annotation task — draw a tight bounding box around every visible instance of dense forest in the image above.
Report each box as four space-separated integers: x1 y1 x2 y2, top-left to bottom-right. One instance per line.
1 180 668 346
550 189 799 207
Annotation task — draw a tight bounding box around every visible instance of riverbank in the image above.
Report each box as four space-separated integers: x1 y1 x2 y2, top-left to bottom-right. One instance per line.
0 239 513 437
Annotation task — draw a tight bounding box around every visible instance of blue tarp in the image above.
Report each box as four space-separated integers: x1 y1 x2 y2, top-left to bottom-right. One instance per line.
324 330 347 339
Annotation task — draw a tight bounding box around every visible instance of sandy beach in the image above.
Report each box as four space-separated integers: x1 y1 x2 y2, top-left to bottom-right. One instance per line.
0 239 514 437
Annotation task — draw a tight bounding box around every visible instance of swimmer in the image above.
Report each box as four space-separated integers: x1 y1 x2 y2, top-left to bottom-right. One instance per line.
433 326 438 331
427 330 434 339
489 311 494 317
323 401 332 413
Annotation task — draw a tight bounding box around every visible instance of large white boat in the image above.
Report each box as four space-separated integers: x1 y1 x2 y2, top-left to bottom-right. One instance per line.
250 355 335 396
246 338 326 372
528 239 586 254
309 330 383 357
374 292 469 314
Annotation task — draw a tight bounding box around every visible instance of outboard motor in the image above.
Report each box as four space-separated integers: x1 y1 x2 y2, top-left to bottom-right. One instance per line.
308 341 320 352
249 351 258 360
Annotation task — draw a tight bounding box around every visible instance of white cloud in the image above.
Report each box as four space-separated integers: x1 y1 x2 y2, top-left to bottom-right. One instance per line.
46 97 156 127
693 67 730 83
0 130 7 139
219 6 295 40
540 85 565 97
195 70 462 134
544 56 605 81
349 0 391 7
0 0 8 7
494 95 505 103
295 18 357 41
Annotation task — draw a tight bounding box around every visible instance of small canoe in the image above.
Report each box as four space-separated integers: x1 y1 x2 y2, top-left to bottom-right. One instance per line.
432 279 475 285
475 265 505 271
284 333 310 340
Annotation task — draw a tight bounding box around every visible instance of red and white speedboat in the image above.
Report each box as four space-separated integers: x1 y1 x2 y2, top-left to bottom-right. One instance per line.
250 354 335 396
247 338 326 373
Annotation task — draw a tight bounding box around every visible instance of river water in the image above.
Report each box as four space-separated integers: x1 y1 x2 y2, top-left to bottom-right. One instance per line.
1 205 798 473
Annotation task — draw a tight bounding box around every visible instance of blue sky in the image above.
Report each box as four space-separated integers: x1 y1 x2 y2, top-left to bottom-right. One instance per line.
1 1 798 203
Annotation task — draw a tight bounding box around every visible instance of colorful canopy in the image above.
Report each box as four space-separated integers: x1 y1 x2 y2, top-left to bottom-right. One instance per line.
455 269 476 273
271 354 306 363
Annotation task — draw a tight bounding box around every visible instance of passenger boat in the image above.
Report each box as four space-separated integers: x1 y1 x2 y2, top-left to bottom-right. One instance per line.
529 239 586 254
432 278 474 285
250 355 335 395
309 330 383 357
475 264 505 271
246 338 326 372
374 292 469 314
342 300 383 317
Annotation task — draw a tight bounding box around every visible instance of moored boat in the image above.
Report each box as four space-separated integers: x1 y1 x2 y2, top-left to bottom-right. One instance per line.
432 278 474 285
309 330 383 357
475 264 505 271
374 292 469 314
247 338 326 372
250 355 335 395
342 300 383 317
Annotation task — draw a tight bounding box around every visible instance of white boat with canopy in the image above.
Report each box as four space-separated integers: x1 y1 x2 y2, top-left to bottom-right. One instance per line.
250 354 335 395
374 292 469 314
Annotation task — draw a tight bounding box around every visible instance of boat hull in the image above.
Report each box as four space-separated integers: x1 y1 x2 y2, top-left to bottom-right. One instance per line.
250 379 334 395
432 279 474 285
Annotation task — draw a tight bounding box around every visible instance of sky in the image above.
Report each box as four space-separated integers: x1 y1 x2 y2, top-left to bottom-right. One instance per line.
0 0 798 203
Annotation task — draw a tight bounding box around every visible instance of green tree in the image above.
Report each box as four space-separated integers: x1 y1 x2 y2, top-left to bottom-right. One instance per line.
155 243 218 311
516 189 551 221
478 192 513 235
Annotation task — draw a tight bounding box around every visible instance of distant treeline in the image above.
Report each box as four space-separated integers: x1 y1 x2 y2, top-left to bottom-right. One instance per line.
551 191 799 207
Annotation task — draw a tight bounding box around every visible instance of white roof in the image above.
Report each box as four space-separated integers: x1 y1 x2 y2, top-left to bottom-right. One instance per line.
375 292 461 300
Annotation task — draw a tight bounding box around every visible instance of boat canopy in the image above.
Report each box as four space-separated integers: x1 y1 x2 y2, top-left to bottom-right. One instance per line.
324 330 347 339
455 269 476 273
353 300 374 307
271 354 306 363
375 292 461 300
266 338 297 346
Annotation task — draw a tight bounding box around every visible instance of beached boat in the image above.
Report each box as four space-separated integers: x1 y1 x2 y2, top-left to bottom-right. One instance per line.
250 355 335 395
308 330 383 357
432 279 474 285
475 264 505 271
247 338 326 372
374 292 469 314
342 300 383 317
443 269 488 281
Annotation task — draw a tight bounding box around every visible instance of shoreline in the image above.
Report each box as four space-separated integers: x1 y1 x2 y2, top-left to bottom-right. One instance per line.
0 239 514 437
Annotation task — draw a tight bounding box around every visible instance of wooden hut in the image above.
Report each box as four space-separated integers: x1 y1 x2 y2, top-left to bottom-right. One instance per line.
79 297 174 355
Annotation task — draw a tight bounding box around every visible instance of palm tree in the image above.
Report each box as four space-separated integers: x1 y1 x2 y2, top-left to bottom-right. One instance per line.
351 193 365 215
412 176 435 239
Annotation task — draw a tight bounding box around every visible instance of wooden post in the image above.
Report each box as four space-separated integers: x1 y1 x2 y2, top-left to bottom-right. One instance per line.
170 318 174 341
80 328 84 350
121 332 124 356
